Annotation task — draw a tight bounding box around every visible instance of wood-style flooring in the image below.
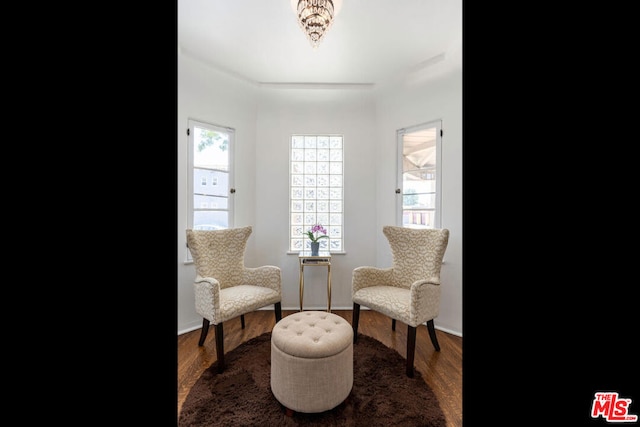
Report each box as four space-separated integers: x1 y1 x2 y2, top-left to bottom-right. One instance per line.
178 309 462 426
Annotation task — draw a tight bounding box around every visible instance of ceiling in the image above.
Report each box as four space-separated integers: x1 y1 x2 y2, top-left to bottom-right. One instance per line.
178 0 462 86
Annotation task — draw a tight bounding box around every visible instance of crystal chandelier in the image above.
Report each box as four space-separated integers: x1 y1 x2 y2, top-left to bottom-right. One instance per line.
291 0 343 48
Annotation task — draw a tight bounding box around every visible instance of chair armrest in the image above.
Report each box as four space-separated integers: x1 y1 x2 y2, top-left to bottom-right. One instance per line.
194 275 220 290
352 266 394 294
409 278 441 324
193 275 221 320
411 277 440 289
243 266 282 293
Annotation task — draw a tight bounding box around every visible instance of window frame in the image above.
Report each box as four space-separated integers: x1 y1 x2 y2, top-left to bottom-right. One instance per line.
288 134 345 254
186 119 235 262
396 120 443 229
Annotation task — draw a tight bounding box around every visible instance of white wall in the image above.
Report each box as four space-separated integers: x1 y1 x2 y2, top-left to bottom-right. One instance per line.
254 87 377 312
177 52 260 332
374 67 463 335
177 50 463 336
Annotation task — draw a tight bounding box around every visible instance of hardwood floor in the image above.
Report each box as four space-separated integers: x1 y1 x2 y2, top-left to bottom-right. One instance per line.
178 309 462 426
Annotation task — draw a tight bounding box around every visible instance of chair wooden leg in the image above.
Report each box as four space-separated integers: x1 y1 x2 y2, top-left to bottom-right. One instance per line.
426 319 440 351
198 318 210 346
352 303 360 343
406 325 416 378
392 318 396 331
241 314 245 329
215 323 225 373
274 302 282 323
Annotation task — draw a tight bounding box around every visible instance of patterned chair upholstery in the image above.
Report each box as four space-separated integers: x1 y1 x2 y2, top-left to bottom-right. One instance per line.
186 226 282 373
351 225 449 377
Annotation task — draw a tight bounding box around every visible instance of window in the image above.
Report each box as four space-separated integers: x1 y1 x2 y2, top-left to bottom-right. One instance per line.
187 119 234 232
289 135 344 253
396 120 442 229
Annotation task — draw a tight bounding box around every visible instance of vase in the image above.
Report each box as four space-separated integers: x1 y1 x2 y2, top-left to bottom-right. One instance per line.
310 242 320 256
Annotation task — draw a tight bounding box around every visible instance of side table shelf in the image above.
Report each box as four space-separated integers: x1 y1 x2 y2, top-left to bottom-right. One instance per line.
298 251 332 312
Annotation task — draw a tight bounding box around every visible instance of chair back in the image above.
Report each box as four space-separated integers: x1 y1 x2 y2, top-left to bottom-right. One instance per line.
383 226 449 288
186 226 252 289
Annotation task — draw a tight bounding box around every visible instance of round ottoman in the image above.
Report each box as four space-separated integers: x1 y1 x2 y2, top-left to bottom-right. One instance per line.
270 310 353 414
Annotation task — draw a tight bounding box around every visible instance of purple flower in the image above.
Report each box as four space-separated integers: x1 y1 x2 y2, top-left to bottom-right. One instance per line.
306 224 329 243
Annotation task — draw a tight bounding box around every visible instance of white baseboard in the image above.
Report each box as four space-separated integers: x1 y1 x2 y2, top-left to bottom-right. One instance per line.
179 323 204 335
178 306 462 338
433 325 462 337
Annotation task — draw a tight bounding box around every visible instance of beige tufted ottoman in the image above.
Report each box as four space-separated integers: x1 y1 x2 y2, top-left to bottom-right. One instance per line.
270 310 353 415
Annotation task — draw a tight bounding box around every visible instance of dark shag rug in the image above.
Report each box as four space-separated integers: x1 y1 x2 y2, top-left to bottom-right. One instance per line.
179 332 447 426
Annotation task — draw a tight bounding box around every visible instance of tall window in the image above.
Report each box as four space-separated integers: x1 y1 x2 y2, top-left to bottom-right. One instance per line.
397 120 442 229
289 135 344 253
187 119 234 231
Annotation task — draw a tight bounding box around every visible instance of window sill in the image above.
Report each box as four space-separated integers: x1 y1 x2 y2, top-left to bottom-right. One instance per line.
287 251 347 255
185 252 347 264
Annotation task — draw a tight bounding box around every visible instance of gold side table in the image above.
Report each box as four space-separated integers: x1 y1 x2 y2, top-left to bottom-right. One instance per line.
298 251 332 312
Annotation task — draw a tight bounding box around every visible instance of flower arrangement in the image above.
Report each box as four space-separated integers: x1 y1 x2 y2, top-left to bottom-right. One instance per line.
306 224 329 243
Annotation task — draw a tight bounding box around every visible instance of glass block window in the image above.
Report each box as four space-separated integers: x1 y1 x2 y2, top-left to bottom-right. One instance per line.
290 135 344 252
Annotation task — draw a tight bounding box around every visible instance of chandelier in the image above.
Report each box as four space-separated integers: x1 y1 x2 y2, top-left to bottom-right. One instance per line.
291 0 343 48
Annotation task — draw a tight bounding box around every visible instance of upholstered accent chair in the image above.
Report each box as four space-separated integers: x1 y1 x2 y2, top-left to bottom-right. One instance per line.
186 226 282 373
351 225 449 377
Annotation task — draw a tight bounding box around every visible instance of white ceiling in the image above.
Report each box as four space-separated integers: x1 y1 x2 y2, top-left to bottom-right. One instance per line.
178 0 462 86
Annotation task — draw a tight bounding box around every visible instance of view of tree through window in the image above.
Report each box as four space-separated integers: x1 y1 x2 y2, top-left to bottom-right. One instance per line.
188 120 233 233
